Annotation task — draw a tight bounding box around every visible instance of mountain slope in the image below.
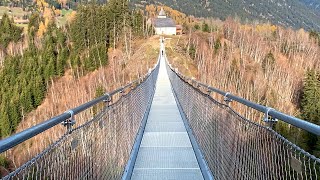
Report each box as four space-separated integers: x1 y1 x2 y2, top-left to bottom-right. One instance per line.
132 0 320 31
299 0 320 11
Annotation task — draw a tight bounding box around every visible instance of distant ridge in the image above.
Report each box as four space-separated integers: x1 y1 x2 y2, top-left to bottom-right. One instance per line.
132 0 320 31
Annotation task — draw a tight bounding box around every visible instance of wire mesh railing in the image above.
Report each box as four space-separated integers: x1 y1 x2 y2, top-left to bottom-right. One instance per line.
166 57 320 180
0 56 160 179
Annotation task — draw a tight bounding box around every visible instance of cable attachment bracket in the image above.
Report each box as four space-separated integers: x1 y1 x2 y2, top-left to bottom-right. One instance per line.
119 87 125 95
62 110 76 134
224 92 232 105
206 86 212 95
263 107 278 128
103 93 112 105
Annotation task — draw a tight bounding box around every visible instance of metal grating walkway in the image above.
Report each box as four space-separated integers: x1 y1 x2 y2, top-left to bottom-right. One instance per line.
131 44 204 180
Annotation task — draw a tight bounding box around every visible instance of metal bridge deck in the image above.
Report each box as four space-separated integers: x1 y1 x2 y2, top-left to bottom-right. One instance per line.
131 48 204 179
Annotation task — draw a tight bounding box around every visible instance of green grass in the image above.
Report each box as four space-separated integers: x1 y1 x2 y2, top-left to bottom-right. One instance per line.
61 9 73 16
0 6 30 19
0 155 9 168
15 24 28 27
0 6 30 31
56 9 74 27
15 23 28 32
1 6 74 30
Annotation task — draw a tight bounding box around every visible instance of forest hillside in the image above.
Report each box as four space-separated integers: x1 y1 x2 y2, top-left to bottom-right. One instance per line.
0 0 157 176
2 0 320 31
132 0 320 32
165 19 320 157
1 1 320 176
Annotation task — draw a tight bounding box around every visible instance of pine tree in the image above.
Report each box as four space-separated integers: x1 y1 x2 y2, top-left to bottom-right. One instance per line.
300 70 320 156
0 13 23 48
214 38 221 53
132 10 144 37
20 85 34 113
310 31 320 46
32 75 45 107
202 22 210 32
43 29 58 80
93 85 105 115
8 103 21 132
0 107 11 137
262 52 276 73
56 29 68 76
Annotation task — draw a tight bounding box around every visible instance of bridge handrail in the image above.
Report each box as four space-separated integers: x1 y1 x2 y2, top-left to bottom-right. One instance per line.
0 55 161 153
166 62 320 136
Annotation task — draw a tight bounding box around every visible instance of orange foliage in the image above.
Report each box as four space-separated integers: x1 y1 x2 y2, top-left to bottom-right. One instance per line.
57 0 69 8
35 0 49 11
255 24 277 33
146 4 190 25
66 11 77 23
36 21 46 38
54 9 61 16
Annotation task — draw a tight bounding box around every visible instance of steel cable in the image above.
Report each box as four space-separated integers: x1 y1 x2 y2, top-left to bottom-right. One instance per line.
2 59 159 180
166 59 320 180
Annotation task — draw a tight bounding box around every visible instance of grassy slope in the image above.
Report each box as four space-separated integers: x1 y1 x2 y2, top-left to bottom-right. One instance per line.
0 6 29 18
0 6 30 30
0 6 74 30
56 9 74 27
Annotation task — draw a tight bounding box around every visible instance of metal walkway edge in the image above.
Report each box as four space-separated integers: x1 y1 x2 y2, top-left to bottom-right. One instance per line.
129 43 204 180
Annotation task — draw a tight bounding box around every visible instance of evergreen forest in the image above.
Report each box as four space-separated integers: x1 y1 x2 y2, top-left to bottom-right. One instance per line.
0 0 147 138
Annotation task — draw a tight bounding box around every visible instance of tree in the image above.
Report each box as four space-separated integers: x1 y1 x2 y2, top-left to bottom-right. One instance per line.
262 52 276 74
214 38 221 53
0 13 23 48
0 105 11 137
202 22 210 32
309 31 320 46
8 103 21 132
93 85 105 115
32 75 45 107
300 70 320 156
56 30 68 76
194 24 200 30
28 12 42 43
131 10 144 37
57 0 68 8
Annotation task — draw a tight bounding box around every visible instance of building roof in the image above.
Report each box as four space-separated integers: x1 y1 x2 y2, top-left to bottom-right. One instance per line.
159 8 166 16
154 18 176 28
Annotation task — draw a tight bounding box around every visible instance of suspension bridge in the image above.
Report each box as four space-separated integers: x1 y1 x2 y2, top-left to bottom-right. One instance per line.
1 38 320 179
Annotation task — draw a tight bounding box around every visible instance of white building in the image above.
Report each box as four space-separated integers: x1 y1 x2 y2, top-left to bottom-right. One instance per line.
154 8 176 35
